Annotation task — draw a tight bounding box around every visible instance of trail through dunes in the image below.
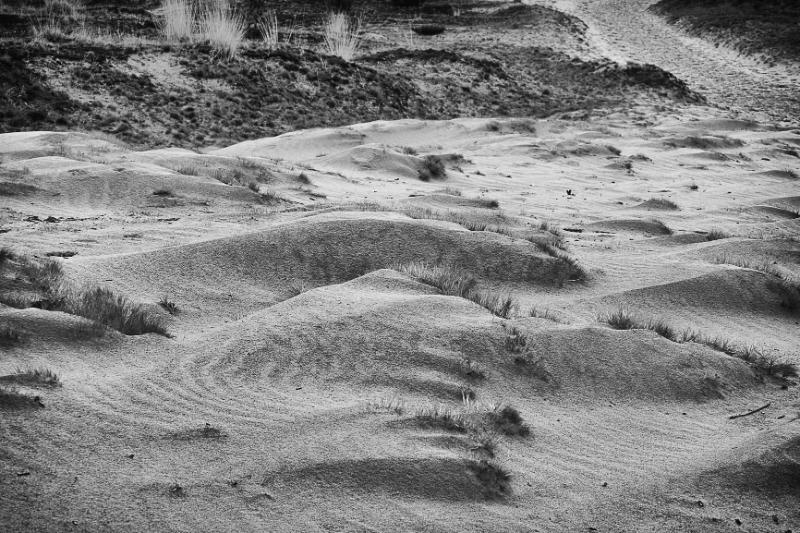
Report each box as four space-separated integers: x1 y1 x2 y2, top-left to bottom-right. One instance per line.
549 0 800 123
2 110 799 531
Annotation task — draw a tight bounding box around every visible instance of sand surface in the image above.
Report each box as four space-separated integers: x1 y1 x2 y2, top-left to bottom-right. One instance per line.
2 1 800 532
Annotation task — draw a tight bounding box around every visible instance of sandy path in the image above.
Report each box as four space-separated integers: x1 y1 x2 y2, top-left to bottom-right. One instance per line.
549 0 800 124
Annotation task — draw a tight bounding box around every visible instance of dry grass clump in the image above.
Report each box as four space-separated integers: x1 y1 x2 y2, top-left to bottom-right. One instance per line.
488 405 530 437
158 296 179 315
1 254 167 336
602 308 798 378
257 10 279 50
1 367 61 388
159 0 195 42
200 0 246 59
705 228 729 241
468 460 512 498
323 12 362 61
397 263 518 318
414 404 469 432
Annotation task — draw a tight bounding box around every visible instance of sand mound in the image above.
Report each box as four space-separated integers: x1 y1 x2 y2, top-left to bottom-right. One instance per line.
68 215 567 329
282 458 507 501
314 144 422 179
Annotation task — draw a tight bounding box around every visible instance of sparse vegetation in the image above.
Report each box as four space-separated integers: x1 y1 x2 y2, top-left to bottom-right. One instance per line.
159 0 195 42
398 262 518 318
199 0 246 59
705 228 729 241
158 296 179 315
457 358 486 380
323 11 362 61
1 367 61 388
414 404 468 432
468 460 512 498
504 325 528 353
601 308 798 378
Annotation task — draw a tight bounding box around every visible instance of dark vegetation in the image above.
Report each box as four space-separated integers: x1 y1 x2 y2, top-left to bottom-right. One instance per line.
0 0 702 148
650 0 800 63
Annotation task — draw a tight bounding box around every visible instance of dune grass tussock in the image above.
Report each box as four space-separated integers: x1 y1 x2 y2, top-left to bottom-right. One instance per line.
1 254 168 336
159 0 195 42
323 12 362 61
200 0 246 59
397 262 517 318
601 308 798 378
2 367 61 387
414 404 469 432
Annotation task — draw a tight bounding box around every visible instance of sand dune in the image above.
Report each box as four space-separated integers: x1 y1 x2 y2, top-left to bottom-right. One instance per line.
2 109 799 532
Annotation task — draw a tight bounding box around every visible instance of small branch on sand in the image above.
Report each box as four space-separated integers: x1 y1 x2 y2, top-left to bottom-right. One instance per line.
729 403 771 420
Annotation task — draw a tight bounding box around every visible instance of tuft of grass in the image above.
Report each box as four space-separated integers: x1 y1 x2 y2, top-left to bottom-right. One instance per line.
468 460 512 498
64 287 168 336
414 404 468 432
2 367 61 388
604 308 636 330
398 262 518 318
705 228 729 241
603 308 798 378
504 325 528 353
200 0 246 59
323 11 362 61
159 0 195 42
158 296 179 315
488 405 530 437
418 155 447 181
0 325 23 347
257 10 279 50
457 358 486 380
529 306 558 322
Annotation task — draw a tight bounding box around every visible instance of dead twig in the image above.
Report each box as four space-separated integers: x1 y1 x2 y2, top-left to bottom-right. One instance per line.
729 402 771 420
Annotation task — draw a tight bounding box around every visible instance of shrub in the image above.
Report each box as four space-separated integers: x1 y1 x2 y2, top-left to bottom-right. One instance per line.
488 405 530 436
159 0 195 42
418 155 447 181
504 325 528 353
200 0 246 59
323 12 362 61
